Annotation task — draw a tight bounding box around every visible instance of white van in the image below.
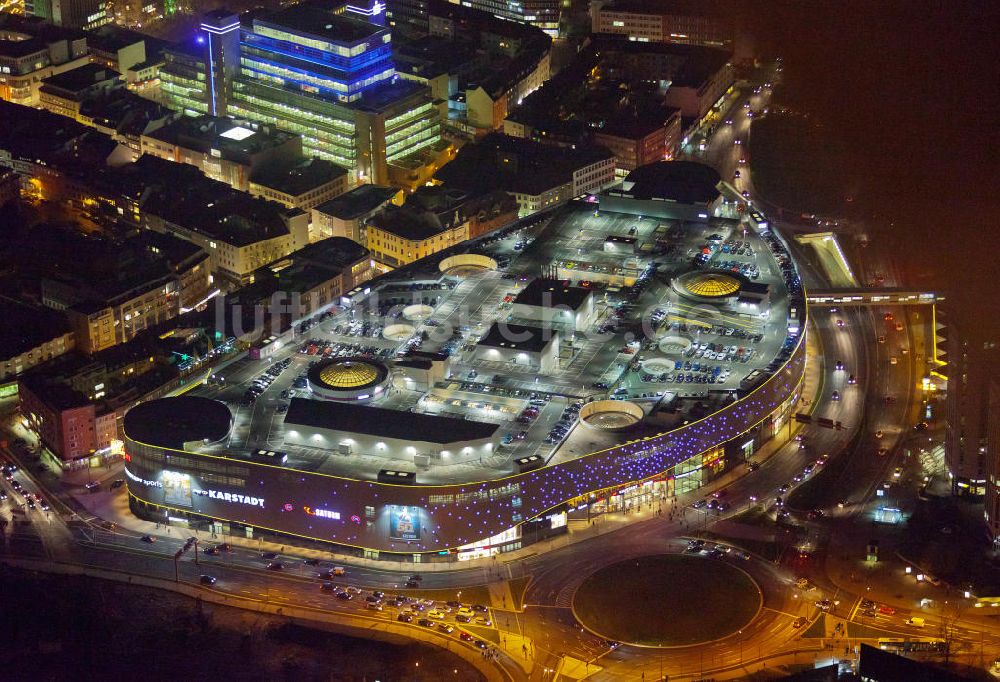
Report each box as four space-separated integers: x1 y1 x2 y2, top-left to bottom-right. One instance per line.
905 617 925 628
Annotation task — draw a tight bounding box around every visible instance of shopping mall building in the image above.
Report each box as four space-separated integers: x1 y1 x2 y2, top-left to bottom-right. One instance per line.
123 166 808 562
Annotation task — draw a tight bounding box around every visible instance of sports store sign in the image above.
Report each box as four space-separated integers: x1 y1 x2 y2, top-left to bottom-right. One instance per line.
126 468 264 508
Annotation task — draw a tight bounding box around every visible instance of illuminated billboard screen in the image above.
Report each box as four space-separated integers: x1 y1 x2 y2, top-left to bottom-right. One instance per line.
388 505 420 541
163 470 193 507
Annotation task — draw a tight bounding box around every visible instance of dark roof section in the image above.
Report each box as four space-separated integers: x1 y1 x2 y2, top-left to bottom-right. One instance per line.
40 63 120 95
395 358 433 370
0 300 72 361
621 161 721 203
434 133 613 196
202 8 238 23
601 0 718 18
133 230 209 270
78 90 175 138
477 322 556 353
268 235 369 271
284 397 499 444
591 36 732 88
313 185 399 220
405 350 449 362
514 278 592 310
857 643 974 682
0 36 50 58
123 396 234 449
135 155 304 247
0 101 127 189
367 206 443 241
85 24 171 61
16 331 181 416
19 375 88 410
1 224 200 311
250 158 348 197
0 13 88 44
145 114 299 159
254 4 386 45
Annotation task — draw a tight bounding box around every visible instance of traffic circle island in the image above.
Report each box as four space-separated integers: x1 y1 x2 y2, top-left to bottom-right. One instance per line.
572 554 762 647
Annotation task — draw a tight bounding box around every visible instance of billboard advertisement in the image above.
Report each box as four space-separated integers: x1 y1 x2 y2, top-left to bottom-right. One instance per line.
388 505 421 541
162 470 192 507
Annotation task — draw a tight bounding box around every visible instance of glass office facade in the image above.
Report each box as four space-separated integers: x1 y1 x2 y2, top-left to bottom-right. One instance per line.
160 49 210 116
161 7 442 183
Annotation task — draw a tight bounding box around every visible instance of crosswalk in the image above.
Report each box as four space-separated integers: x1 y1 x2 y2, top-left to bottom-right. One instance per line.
555 580 582 608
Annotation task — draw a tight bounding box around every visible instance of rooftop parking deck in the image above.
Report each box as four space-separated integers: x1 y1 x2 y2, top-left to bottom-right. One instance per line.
185 201 799 485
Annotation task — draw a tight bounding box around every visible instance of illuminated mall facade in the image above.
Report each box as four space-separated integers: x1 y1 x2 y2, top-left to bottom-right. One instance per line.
123 326 806 564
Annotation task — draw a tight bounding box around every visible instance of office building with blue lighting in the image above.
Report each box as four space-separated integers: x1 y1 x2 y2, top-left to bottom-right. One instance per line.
160 1 445 184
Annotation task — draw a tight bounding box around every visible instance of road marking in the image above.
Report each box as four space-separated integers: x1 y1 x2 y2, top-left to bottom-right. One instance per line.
761 607 800 618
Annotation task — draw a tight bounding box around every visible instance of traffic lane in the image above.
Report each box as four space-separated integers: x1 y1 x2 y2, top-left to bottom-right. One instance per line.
789 307 918 517
759 310 870 514
66 541 515 658
76 538 511 637
102 527 499 593
200 549 492 592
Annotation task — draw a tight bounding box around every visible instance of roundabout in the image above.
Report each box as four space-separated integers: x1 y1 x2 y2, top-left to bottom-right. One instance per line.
572 554 762 647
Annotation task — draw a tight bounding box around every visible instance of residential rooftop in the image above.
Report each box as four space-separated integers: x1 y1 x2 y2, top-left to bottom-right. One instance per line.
0 100 114 169
313 185 399 220
592 36 732 88
0 36 50 58
0 13 88 43
368 205 446 241
79 90 175 138
433 133 613 196
427 0 551 41
144 115 299 160
4 225 185 309
0 299 72 362
269 236 369 272
599 0 720 18
250 158 348 197
142 183 303 247
40 63 120 95
85 24 166 56
242 236 369 297
19 343 180 413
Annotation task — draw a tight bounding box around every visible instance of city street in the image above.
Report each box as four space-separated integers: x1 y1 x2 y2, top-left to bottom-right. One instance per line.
2 70 994 682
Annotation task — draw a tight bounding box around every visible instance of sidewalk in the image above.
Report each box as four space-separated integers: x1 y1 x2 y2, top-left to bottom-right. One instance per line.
6 325 824 580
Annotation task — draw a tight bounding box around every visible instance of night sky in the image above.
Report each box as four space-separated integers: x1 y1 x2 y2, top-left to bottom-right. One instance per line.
737 0 1000 335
